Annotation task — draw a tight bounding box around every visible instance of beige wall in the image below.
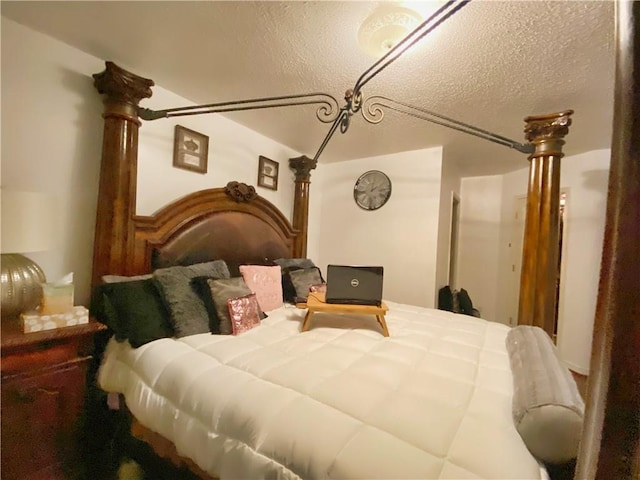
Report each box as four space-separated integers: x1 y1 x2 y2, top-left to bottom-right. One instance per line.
1 18 301 306
459 150 610 374
316 148 443 307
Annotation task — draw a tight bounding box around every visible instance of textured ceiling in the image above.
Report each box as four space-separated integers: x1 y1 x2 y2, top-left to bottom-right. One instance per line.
1 1 615 176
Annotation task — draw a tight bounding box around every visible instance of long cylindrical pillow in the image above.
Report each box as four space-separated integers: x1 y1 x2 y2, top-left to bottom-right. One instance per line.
505 325 585 464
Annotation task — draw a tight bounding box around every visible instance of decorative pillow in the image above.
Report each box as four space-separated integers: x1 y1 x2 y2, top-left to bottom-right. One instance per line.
281 265 303 303
506 325 585 464
228 293 261 335
239 265 283 312
102 274 153 283
310 283 327 294
273 258 316 270
208 277 253 335
289 267 324 302
190 276 228 334
153 260 230 337
98 279 174 348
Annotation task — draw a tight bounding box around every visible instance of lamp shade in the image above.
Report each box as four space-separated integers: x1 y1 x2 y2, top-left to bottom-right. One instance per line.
1 190 53 253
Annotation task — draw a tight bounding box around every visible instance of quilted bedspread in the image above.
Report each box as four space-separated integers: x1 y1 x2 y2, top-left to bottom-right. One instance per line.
98 302 546 479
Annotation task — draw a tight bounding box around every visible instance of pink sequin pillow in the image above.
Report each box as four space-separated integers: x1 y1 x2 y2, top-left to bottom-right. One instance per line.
227 293 261 335
239 265 283 312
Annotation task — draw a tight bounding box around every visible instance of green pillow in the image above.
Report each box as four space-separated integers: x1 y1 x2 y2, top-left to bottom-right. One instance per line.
100 279 174 348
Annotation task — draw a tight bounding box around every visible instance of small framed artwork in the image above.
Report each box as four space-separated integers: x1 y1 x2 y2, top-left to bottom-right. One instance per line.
173 125 209 174
257 156 279 191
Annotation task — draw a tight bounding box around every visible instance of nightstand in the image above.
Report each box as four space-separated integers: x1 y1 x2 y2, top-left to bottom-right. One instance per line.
1 318 107 480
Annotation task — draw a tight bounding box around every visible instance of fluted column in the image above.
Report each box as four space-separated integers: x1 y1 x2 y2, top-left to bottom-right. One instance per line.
517 110 573 336
92 62 153 285
288 155 317 257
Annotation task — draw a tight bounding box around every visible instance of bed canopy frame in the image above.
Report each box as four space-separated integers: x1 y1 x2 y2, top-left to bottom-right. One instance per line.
89 1 638 478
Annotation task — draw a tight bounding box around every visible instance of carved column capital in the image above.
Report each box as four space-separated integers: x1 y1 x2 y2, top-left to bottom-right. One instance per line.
93 61 154 108
289 155 317 182
524 110 574 159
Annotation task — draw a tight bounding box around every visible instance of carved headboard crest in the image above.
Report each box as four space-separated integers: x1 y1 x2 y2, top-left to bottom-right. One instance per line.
224 181 258 202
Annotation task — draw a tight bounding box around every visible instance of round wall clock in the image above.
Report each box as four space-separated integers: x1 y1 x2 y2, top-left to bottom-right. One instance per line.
353 170 392 211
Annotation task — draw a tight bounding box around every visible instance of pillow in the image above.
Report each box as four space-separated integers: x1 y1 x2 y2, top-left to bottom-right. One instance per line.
289 267 324 302
505 325 585 464
228 293 261 335
98 279 174 348
239 265 283 312
208 277 253 335
102 274 152 283
281 265 303 303
190 276 227 334
310 283 327 294
153 260 230 337
273 258 316 270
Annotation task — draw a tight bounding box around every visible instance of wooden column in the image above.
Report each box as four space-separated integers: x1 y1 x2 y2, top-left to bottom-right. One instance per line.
575 2 640 478
288 155 317 257
91 62 153 285
517 110 573 335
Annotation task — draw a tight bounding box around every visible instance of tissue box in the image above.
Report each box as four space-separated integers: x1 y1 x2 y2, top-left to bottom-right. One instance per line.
21 306 89 333
40 282 75 315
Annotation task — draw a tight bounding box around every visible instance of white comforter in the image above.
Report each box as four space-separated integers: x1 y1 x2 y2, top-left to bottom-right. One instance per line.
98 302 546 479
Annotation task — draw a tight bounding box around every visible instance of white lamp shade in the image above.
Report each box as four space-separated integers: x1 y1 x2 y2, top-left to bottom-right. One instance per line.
1 190 54 253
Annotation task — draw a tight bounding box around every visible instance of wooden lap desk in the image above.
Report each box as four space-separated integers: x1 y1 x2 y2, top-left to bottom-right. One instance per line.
298 292 389 337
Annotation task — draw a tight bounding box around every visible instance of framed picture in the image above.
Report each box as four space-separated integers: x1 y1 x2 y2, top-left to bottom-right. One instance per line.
173 125 209 174
257 156 279 191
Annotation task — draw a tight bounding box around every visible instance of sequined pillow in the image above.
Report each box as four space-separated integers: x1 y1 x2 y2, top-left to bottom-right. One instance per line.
228 293 261 335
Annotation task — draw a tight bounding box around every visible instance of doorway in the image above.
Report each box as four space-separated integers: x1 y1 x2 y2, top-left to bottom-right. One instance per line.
448 193 460 289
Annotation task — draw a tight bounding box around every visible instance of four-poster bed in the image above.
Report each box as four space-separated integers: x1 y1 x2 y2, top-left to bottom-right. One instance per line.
89 1 639 479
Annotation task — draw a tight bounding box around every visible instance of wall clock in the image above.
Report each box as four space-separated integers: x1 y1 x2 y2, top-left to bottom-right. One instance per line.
353 170 392 211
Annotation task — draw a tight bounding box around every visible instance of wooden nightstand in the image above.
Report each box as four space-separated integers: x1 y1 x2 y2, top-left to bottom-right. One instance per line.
1 317 107 480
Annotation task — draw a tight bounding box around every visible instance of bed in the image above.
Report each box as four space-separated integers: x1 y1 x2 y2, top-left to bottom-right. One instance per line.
89 3 639 478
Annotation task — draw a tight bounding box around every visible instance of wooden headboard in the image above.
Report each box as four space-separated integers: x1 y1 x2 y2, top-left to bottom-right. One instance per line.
131 183 298 273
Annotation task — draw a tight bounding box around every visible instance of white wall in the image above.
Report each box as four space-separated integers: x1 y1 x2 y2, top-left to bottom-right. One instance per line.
434 156 462 303
460 150 610 373
556 150 609 374
457 175 504 322
316 148 443 307
1 18 301 306
136 89 300 217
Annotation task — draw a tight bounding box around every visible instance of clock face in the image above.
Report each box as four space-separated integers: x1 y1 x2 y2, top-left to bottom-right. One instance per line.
353 170 392 211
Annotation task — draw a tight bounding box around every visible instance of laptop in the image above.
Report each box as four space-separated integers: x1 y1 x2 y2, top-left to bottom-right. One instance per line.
325 265 384 306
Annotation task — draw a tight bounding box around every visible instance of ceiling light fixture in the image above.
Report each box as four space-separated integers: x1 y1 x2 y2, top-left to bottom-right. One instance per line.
136 0 535 161
357 5 423 58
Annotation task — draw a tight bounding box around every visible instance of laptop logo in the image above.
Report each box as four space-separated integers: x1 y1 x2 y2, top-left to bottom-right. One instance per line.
350 278 360 287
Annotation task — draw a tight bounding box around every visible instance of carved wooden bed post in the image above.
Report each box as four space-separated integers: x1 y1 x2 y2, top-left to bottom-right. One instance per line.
289 155 317 257
517 110 573 336
92 62 154 286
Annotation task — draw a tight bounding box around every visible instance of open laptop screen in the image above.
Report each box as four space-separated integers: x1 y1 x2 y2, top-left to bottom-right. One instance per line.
325 265 384 306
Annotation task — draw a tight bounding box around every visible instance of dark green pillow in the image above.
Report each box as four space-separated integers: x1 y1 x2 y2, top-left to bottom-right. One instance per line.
100 279 174 348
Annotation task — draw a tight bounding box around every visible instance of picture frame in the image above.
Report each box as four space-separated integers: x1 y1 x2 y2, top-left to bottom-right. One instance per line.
173 125 209 174
257 156 279 191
